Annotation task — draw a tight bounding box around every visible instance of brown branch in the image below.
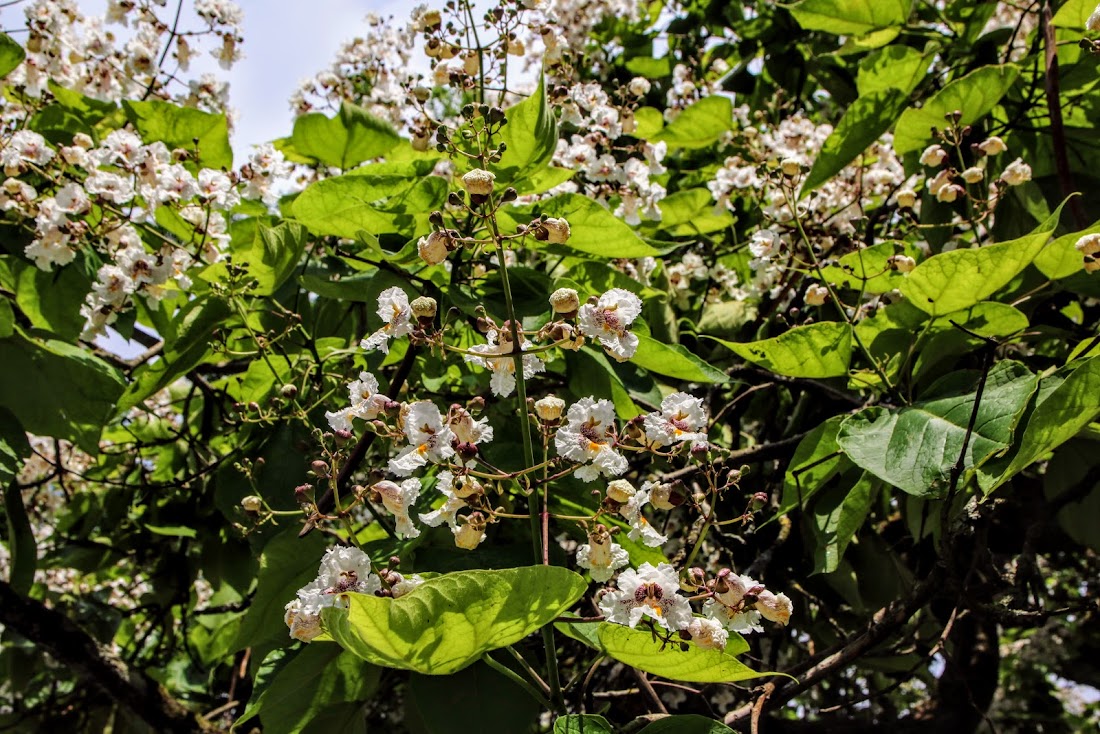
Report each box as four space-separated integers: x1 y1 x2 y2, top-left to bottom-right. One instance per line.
0 579 216 733
724 566 942 728
301 345 418 536
662 432 808 483
1041 1 1087 229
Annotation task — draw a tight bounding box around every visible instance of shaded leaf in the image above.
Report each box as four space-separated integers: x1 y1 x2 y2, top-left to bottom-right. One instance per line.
632 334 728 384
639 716 734 734
0 33 25 77
838 361 1039 496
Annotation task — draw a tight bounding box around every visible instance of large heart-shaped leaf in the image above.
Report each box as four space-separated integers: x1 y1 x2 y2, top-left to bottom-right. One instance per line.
708 322 852 378
323 566 586 675
596 623 774 683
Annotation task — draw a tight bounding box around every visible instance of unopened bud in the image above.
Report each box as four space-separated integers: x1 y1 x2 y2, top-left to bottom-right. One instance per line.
751 492 768 511
310 460 330 477
606 479 636 504
549 287 580 315
280 383 298 398
461 168 495 198
417 230 450 265
780 158 801 177
887 254 916 273
534 394 566 422
536 217 571 244
241 495 263 513
334 429 353 445
411 296 438 319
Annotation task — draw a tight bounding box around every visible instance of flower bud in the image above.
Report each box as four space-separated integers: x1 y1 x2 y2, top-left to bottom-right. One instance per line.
977 136 1008 156
241 495 263 513
606 479 636 504
919 144 948 168
461 168 495 205
780 158 801 177
534 394 566 422
411 296 438 319
548 287 580 315
463 51 479 76
280 383 298 398
959 167 983 184
310 460 329 477
628 77 651 96
887 254 916 273
1090 6 1100 32
417 230 450 265
895 188 917 209
540 217 571 244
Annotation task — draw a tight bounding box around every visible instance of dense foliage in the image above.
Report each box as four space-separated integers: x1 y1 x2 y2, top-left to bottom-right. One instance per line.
1 0 1100 732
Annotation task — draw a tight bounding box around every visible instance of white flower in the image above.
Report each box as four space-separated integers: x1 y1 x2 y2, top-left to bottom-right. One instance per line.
702 598 763 634
418 470 468 529
85 170 136 204
448 407 494 446
804 283 829 306
887 254 917 273
372 478 422 539
919 144 947 167
578 288 643 362
686 616 729 650
643 392 708 448
755 591 793 626
361 286 414 354
198 168 239 209
1 130 54 171
575 525 630 582
1088 4 1100 32
628 77 651 96
554 397 628 482
325 371 389 431
598 562 693 631
895 188 917 209
452 513 487 549
1075 233 1100 257
391 573 425 598
389 401 456 476
284 545 382 641
464 329 545 397
417 230 450 265
748 229 780 260
926 169 953 196
1000 158 1032 186
534 394 566 421
619 486 668 547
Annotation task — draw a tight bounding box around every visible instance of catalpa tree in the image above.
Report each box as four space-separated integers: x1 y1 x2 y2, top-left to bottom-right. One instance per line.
1 1 1099 732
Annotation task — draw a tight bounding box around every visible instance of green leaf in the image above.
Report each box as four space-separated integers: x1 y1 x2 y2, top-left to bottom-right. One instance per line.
0 33 26 77
144 524 198 538
802 90 907 193
708 322 852 378
653 95 732 149
1034 219 1100 280
979 356 1100 493
567 348 640 421
119 296 232 411
238 645 378 734
323 566 586 675
638 716 734 734
856 45 929 96
0 299 12 338
232 528 329 653
13 259 91 340
632 333 728 383
810 473 876 574
497 74 558 184
407 662 540 734
633 107 665 138
529 194 658 258
893 65 1019 155
288 103 400 170
291 169 447 240
597 623 774 684
837 361 1039 496
780 415 854 514
653 188 734 236
122 99 233 169
231 219 308 295
789 0 910 36
819 240 921 293
0 330 125 454
625 56 671 78
554 715 614 734
899 202 1062 315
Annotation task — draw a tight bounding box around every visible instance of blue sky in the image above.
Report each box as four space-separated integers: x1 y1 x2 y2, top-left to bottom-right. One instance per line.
79 0 409 157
